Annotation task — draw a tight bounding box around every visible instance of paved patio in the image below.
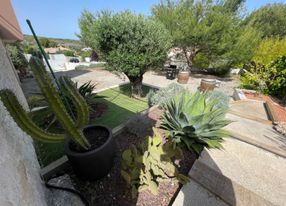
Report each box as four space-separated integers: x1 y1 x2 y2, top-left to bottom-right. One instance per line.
21 68 240 97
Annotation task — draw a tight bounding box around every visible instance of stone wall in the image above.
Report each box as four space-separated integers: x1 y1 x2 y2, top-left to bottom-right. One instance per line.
0 40 47 206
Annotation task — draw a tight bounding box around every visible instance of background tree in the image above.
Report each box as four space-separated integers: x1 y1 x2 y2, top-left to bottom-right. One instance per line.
226 25 261 66
39 37 58 48
152 0 246 70
78 11 172 96
5 43 28 71
245 3 286 38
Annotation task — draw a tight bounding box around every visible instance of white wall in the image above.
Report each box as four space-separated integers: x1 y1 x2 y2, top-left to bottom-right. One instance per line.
0 40 47 206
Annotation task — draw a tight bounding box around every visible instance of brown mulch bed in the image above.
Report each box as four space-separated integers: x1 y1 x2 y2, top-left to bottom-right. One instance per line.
60 107 196 206
244 92 286 123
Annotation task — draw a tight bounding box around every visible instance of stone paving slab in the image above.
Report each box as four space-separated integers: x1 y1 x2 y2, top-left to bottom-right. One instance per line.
189 157 273 206
226 113 286 158
190 138 286 206
172 179 228 206
229 99 269 121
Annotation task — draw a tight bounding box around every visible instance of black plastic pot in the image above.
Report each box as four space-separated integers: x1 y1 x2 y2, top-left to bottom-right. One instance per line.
166 68 176 80
64 125 116 181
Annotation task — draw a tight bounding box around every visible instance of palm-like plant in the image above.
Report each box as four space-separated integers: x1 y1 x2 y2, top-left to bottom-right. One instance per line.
160 91 231 155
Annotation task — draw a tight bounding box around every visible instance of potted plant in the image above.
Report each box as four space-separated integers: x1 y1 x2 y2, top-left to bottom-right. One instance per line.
177 65 190 84
0 56 115 180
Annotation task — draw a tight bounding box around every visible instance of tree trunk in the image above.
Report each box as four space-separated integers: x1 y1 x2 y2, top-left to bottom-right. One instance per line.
127 74 144 98
183 47 198 70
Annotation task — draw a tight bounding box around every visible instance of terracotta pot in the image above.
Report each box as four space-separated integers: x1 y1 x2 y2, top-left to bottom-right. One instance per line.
177 70 189 84
199 79 216 91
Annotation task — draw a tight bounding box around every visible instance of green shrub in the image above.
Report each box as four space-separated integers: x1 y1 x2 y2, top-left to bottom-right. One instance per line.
89 63 105 68
161 91 231 155
121 128 189 198
241 56 286 100
5 43 28 70
62 50 75 57
147 83 184 107
75 65 89 70
252 37 286 65
80 50 92 59
240 62 268 92
269 56 286 99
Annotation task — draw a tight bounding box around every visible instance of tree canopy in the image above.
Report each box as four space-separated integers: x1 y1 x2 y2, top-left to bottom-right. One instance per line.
245 3 286 38
152 0 248 69
78 10 172 96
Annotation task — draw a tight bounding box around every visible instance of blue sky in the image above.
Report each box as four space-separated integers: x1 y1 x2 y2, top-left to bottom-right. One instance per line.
12 0 286 40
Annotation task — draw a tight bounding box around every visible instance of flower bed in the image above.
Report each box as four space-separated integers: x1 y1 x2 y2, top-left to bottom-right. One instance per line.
47 107 196 206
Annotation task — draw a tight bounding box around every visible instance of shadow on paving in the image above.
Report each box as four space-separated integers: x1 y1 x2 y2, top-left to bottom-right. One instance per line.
264 128 286 153
178 151 235 206
55 69 91 79
20 70 91 98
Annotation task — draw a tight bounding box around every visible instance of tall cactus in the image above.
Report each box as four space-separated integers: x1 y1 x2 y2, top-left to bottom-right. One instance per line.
0 57 90 150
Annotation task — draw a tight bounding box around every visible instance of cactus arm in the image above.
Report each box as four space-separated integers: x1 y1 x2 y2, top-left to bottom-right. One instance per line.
58 76 89 128
0 90 65 143
29 57 90 149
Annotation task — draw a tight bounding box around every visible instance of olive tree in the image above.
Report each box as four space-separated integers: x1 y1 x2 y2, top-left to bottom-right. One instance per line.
78 11 172 96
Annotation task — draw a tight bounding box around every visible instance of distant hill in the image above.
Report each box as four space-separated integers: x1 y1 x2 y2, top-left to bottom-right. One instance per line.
23 35 84 51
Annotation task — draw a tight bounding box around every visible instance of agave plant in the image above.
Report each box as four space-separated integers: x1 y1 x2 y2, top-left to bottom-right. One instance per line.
0 56 90 150
160 91 231 155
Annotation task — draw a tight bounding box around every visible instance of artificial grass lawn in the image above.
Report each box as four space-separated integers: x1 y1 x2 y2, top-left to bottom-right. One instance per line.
34 84 150 167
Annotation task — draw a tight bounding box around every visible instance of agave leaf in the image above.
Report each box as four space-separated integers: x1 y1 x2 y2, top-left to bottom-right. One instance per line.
199 129 230 138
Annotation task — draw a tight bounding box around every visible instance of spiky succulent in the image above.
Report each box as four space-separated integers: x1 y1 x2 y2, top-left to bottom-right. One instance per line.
160 91 231 155
0 56 90 150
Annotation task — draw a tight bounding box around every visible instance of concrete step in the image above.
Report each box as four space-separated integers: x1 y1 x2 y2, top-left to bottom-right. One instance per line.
189 138 286 206
229 99 269 121
225 113 286 158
